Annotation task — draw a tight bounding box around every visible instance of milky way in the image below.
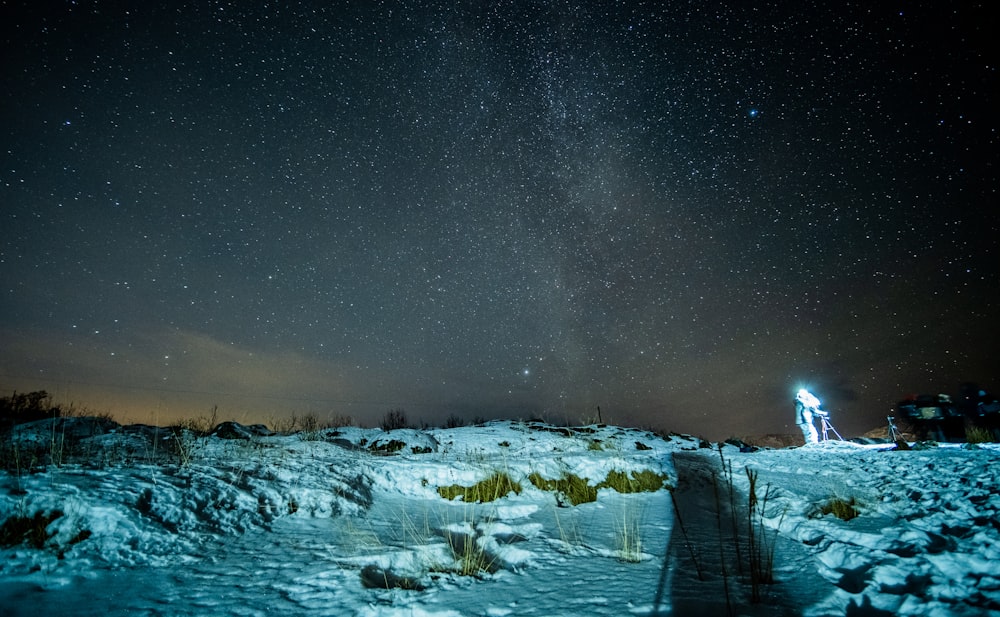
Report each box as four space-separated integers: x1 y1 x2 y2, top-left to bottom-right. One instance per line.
2 2 996 438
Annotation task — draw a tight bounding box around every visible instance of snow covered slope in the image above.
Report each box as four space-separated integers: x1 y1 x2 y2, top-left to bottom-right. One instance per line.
0 419 997 616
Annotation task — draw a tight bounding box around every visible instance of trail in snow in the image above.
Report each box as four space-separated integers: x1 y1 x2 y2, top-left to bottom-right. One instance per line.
665 450 832 616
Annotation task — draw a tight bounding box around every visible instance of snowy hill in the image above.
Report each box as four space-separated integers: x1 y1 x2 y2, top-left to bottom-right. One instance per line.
1 419 998 616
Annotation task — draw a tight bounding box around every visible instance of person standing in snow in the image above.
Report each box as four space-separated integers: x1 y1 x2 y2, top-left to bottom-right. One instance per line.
795 388 822 444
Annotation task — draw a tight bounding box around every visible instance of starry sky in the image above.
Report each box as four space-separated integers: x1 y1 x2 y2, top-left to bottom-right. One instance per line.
1 1 997 439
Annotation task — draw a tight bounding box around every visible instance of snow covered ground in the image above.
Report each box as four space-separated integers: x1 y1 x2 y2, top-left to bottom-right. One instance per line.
1 419 998 616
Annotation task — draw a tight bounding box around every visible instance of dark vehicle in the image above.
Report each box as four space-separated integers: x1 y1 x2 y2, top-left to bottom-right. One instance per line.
958 383 1000 417
896 394 958 421
896 394 965 442
958 383 1000 440
898 386 1000 442
896 394 963 441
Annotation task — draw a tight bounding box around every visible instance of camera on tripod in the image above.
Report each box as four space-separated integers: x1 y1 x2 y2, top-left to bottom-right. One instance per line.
815 409 842 441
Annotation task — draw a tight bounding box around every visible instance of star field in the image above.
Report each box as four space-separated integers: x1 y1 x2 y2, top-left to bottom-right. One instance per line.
1 2 997 438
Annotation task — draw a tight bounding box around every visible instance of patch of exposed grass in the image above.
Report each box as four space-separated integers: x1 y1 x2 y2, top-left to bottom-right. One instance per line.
368 439 406 455
819 496 860 521
528 468 669 506
528 472 597 506
0 509 63 549
437 472 522 503
599 469 670 494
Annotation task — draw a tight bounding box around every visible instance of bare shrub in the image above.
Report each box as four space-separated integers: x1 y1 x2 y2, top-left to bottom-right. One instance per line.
380 409 409 431
1 390 62 432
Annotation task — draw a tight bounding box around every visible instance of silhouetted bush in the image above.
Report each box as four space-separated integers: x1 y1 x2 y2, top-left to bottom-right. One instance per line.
380 408 409 431
1 390 62 432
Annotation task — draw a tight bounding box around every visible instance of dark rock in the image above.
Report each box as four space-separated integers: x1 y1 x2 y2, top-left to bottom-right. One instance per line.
210 421 272 439
359 565 425 590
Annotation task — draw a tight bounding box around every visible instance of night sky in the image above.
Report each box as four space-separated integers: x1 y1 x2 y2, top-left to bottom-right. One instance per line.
2 1 997 439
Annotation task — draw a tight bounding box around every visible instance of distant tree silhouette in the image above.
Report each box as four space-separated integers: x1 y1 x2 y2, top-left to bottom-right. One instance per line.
380 408 409 431
0 390 62 431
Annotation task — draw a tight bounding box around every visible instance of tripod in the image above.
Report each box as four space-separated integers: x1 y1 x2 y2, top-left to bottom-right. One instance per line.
816 411 844 441
887 416 903 442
